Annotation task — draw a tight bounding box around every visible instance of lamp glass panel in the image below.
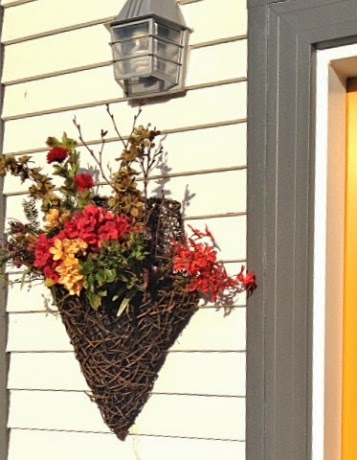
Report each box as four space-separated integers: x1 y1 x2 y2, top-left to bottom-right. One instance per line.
113 55 152 79
153 38 181 62
125 76 165 97
154 22 182 44
111 23 150 59
112 42 150 61
153 58 179 83
112 22 149 42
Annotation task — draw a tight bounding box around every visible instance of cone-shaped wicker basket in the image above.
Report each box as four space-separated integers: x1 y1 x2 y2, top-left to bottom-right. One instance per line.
55 198 199 440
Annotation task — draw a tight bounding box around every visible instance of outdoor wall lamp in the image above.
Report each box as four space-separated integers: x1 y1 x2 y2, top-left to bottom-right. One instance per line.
107 0 191 99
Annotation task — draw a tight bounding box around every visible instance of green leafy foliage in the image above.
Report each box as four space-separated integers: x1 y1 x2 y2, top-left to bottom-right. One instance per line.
22 198 40 233
81 235 148 311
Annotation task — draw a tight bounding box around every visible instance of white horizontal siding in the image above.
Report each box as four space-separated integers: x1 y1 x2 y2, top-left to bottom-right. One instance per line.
3 122 247 193
8 391 245 439
2 0 125 43
2 0 249 456
5 169 247 220
3 36 247 86
8 430 245 460
2 0 246 45
2 25 111 83
6 307 246 353
8 351 246 396
6 278 48 312
3 46 246 118
3 82 247 149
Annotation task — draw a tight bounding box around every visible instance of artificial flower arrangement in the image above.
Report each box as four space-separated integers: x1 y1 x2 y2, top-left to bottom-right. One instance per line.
0 108 255 440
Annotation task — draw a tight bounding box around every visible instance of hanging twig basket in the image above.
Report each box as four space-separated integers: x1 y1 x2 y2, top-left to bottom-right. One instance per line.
55 198 199 440
0 124 256 444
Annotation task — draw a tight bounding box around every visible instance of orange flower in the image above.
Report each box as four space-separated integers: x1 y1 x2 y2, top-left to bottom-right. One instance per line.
46 208 60 227
49 238 87 261
48 238 87 295
55 256 84 296
46 209 73 229
60 211 71 225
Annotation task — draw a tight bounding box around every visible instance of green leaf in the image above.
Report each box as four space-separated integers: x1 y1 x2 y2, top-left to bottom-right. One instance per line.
96 271 106 285
88 292 102 310
46 136 60 148
117 297 131 317
105 269 116 283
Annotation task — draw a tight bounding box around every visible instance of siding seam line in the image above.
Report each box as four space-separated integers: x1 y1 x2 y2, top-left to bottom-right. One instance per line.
2 78 246 121
2 0 199 10
2 36 247 86
3 118 247 156
8 389 246 398
2 0 204 44
3 17 116 45
190 34 247 50
4 171 247 199
4 165 247 197
2 0 36 8
7 426 246 442
5 348 247 353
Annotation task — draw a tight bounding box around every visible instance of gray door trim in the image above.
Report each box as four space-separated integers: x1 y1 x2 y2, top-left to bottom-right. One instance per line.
246 0 357 459
0 6 8 459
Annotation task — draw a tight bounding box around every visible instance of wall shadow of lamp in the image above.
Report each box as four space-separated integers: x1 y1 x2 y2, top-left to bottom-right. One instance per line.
106 0 191 100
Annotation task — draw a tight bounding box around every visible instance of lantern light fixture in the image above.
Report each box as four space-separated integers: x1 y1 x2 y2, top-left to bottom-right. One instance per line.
107 0 191 99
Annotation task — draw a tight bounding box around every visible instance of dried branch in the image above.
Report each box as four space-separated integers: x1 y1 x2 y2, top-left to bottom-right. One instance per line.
73 117 115 191
106 104 127 148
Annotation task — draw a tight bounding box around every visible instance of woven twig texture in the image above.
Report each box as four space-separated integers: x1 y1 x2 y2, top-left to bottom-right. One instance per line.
55 199 199 440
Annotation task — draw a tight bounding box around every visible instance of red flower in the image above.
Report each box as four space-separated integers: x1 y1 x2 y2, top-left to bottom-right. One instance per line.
33 234 60 282
34 234 53 268
188 225 216 246
43 265 60 283
97 217 131 247
61 205 133 249
74 174 94 192
173 228 257 302
237 267 257 292
47 147 68 164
